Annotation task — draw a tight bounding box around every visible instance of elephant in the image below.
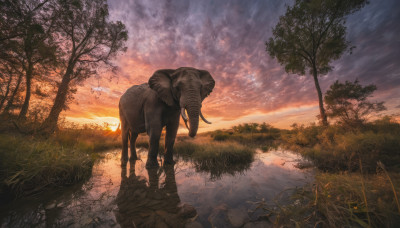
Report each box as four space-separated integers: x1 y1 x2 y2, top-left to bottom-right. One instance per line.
119 67 215 168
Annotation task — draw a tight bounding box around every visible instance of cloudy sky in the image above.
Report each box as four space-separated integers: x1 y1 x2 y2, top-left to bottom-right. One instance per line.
65 0 400 132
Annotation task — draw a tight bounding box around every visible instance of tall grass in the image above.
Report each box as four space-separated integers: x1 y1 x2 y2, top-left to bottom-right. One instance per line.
282 118 400 172
313 172 400 227
263 171 400 227
0 134 95 197
53 125 121 152
0 124 123 197
173 140 255 179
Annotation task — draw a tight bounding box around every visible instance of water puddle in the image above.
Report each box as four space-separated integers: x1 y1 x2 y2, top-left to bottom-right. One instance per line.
0 148 314 227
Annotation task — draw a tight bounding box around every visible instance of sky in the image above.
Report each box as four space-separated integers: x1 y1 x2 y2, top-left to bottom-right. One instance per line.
64 0 400 133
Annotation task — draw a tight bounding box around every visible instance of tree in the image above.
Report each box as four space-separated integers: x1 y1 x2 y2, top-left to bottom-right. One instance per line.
41 0 128 133
0 0 57 119
0 64 23 114
266 0 368 126
324 79 386 129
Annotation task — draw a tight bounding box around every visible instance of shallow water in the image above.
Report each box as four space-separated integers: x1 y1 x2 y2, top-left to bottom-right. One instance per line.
0 148 314 227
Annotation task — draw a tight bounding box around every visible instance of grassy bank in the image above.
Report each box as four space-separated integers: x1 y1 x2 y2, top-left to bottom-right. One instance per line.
259 117 400 227
173 138 255 179
0 126 121 198
210 130 280 152
0 134 94 198
267 170 400 227
281 117 400 172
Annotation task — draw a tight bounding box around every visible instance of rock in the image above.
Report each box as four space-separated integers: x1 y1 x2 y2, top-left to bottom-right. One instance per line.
227 208 249 227
243 221 272 228
179 204 197 219
185 221 203 228
208 204 229 228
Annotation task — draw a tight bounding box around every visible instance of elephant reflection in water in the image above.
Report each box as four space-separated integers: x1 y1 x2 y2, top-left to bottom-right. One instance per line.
115 162 197 228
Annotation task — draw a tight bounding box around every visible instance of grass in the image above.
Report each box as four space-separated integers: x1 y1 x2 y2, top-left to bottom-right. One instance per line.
173 139 255 179
313 171 400 227
0 124 122 198
281 117 400 172
236 117 400 227
209 130 280 152
255 170 400 228
53 125 121 152
0 134 95 198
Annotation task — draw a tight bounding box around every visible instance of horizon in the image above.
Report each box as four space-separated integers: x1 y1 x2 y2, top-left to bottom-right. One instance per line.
62 0 400 133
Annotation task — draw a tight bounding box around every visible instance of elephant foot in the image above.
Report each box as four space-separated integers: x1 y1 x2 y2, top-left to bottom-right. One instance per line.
164 158 176 165
145 159 160 169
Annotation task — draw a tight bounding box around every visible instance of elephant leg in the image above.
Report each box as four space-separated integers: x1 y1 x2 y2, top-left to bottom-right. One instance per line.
120 121 129 165
130 132 138 161
164 114 180 165
146 127 162 169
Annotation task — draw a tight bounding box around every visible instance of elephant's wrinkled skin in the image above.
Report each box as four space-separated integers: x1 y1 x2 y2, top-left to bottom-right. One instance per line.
119 67 215 168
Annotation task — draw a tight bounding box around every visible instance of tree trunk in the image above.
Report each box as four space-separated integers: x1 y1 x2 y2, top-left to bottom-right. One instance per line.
2 73 23 114
312 66 328 126
0 74 13 111
18 64 33 120
41 72 71 133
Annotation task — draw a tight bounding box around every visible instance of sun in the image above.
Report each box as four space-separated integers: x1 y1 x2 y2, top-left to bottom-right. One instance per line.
109 123 120 131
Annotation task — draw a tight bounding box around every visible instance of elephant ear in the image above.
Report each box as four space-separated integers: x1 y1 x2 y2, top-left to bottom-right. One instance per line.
148 69 176 106
199 70 215 100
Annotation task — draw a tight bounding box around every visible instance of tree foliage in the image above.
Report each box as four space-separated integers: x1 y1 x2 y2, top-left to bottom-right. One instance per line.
324 79 386 128
0 0 128 134
266 0 369 125
0 0 57 118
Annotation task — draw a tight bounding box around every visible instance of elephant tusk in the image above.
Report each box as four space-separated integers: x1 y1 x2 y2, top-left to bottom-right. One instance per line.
181 108 188 122
181 108 190 130
200 110 212 124
184 119 190 130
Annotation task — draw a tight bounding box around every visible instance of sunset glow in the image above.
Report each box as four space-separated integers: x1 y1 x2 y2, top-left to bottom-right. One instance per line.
62 0 400 131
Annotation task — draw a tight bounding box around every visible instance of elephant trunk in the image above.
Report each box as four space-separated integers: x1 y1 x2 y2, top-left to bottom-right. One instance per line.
186 103 200 138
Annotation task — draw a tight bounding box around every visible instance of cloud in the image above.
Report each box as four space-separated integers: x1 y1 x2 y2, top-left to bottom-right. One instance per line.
65 0 400 130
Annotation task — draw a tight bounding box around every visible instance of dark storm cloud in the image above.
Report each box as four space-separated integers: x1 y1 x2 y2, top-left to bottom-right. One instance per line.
104 0 400 120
